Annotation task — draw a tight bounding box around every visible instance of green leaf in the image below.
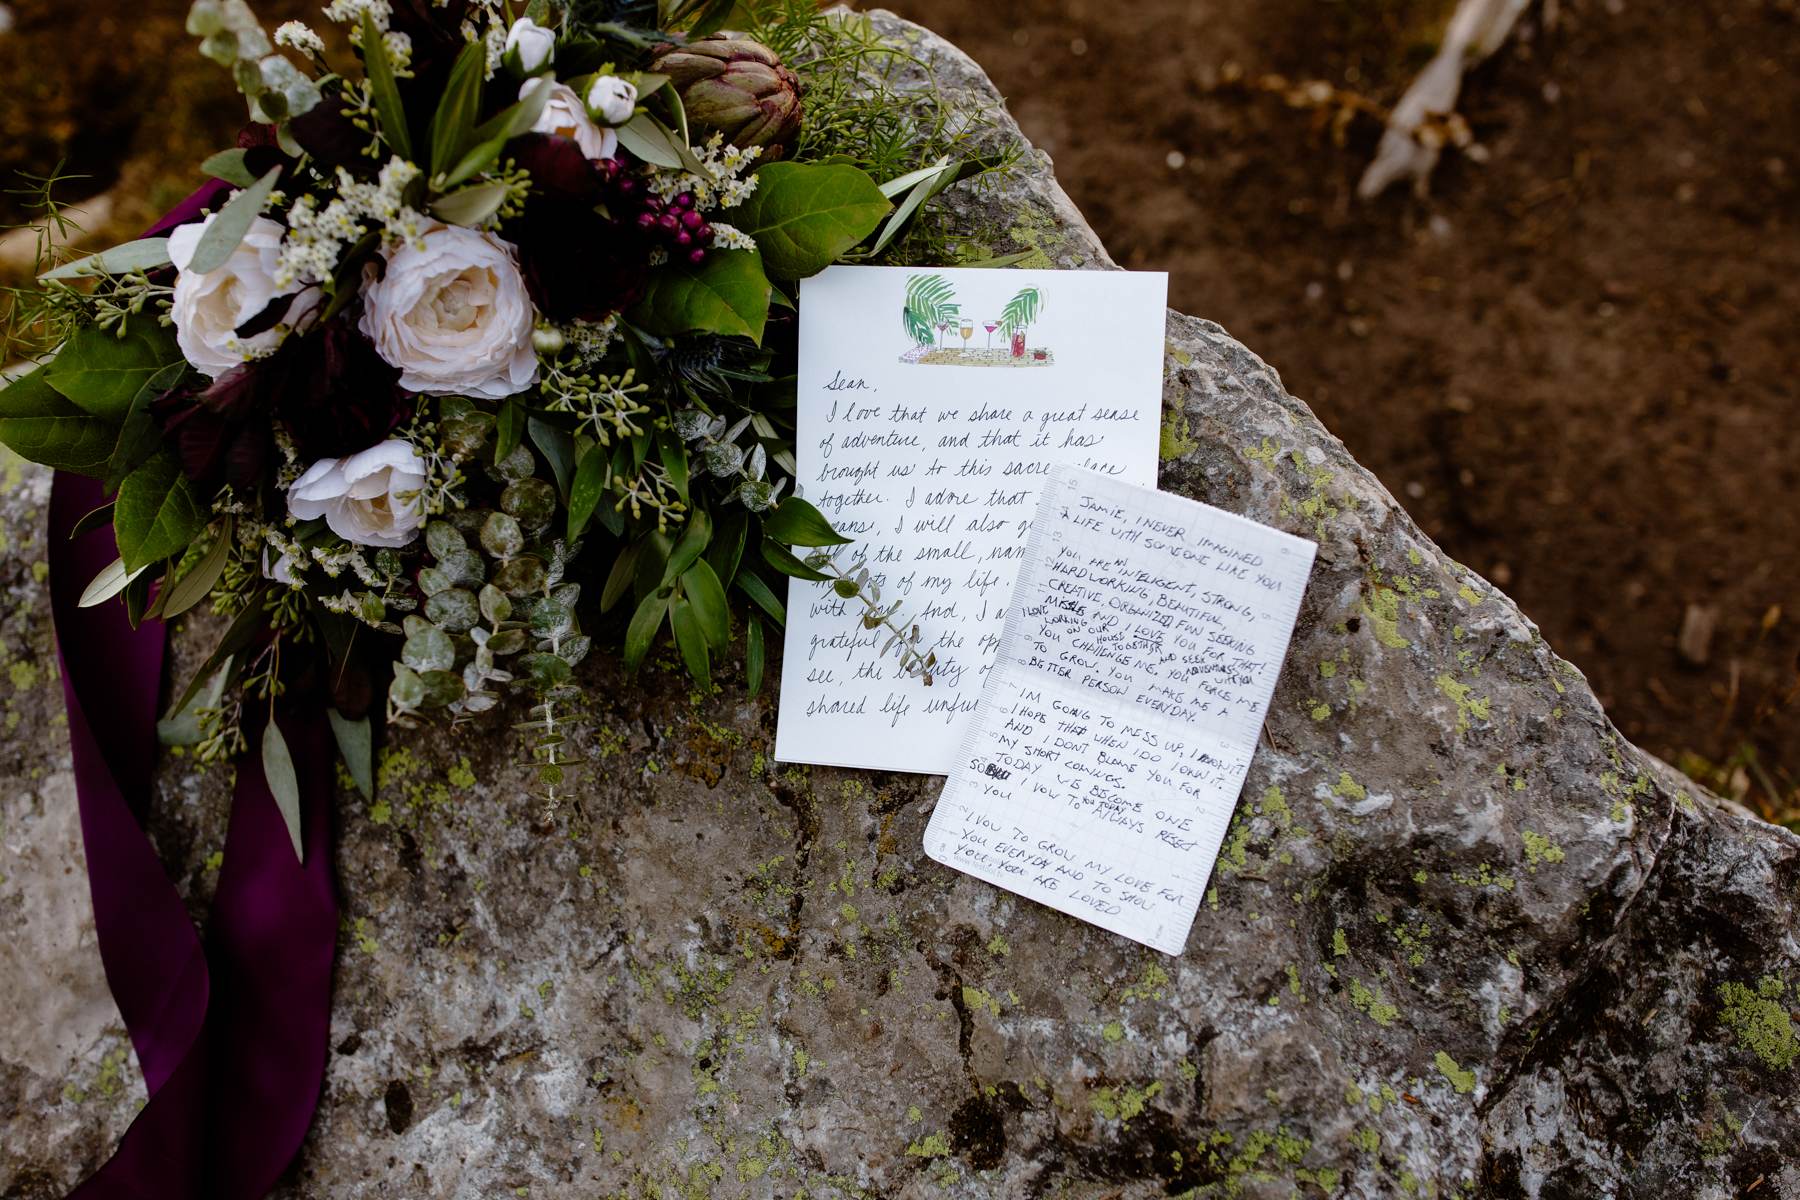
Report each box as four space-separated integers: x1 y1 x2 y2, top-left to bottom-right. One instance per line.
200 148 257 187
681 559 730 651
600 538 642 612
79 557 150 608
496 398 524 462
656 427 689 506
155 518 232 619
761 496 852 547
731 161 891 279
736 570 786 625
663 508 712 584
0 365 123 475
69 501 115 539
46 323 184 419
670 599 711 689
39 237 172 281
445 78 555 188
614 111 686 169
630 248 771 345
623 589 669 671
431 181 510 227
528 417 575 500
705 508 746 587
157 660 229 746
261 719 305 864
429 40 487 178
760 539 830 583
327 709 374 801
567 444 609 541
361 11 412 161
186 165 283 275
114 453 208 572
745 612 765 697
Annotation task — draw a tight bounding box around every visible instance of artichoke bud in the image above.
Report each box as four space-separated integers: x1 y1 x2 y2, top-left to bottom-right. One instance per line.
652 35 802 159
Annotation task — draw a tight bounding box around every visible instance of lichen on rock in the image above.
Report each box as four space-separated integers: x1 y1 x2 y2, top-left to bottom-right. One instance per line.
2 11 1798 1199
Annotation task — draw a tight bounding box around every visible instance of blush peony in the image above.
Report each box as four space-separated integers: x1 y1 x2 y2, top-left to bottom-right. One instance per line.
358 224 539 399
169 213 321 378
287 440 429 548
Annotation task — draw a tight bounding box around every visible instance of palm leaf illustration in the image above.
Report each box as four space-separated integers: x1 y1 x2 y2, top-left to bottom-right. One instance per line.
903 273 960 346
998 286 1042 337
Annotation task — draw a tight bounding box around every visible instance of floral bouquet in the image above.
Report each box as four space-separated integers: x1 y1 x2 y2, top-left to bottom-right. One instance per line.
2 0 997 832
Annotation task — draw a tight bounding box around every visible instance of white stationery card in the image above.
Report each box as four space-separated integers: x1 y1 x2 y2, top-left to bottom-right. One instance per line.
923 466 1316 954
776 266 1169 772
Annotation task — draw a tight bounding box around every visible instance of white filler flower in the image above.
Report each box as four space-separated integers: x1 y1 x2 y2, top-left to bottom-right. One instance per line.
288 440 429 548
168 214 321 377
504 16 555 74
586 75 638 126
525 79 617 161
359 224 538 399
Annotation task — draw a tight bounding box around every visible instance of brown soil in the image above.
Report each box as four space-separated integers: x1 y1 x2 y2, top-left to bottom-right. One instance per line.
1 0 1794 821
881 0 1800 825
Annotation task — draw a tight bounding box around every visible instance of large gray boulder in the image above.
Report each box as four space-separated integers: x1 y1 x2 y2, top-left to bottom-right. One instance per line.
3 12 1796 1198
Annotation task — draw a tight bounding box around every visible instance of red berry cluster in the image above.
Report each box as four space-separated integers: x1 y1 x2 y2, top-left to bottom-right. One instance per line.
596 160 716 266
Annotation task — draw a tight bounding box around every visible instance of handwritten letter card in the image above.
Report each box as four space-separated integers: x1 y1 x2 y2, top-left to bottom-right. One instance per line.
924 466 1317 954
776 266 1169 772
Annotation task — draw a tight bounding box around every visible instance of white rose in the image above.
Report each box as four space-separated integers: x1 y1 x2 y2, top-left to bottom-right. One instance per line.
586 75 638 126
288 440 428 548
524 79 616 161
358 224 538 400
504 16 555 75
168 213 321 378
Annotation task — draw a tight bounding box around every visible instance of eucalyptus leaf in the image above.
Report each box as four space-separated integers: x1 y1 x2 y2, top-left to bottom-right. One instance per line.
186 165 283 274
614 112 685 169
731 161 891 279
261 719 305 864
39 238 173 282
200 148 258 187
157 660 230 746
327 709 374 801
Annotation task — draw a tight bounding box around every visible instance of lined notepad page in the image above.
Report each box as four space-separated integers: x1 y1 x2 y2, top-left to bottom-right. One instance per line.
923 466 1317 954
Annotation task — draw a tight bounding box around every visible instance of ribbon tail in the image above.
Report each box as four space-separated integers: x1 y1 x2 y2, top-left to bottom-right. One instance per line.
207 710 339 1197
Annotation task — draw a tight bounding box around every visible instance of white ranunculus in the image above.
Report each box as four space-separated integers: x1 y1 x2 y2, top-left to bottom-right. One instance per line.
288 440 429 548
504 16 555 75
525 79 616 161
358 224 538 400
168 213 321 378
586 75 638 126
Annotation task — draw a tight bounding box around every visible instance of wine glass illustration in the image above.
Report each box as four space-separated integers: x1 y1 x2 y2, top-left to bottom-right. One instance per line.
936 320 951 349
959 319 974 354
984 320 998 352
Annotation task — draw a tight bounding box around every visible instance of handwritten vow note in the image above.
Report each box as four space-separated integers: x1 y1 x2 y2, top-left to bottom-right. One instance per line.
924 466 1316 953
775 266 1169 772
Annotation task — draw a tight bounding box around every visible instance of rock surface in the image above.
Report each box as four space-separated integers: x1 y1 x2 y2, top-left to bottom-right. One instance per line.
3 11 1798 1199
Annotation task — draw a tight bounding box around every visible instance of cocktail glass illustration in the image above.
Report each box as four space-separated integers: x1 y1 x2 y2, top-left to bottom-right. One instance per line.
984 320 998 351
959 319 974 353
937 320 952 349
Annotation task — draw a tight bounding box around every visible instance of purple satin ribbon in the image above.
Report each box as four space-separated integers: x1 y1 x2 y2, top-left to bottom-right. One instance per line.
50 471 338 1198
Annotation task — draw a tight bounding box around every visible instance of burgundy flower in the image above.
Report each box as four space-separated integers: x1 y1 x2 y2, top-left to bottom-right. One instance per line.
505 135 653 322
152 366 272 492
264 315 417 460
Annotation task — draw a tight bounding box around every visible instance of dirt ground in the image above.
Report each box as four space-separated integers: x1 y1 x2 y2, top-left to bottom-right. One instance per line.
1 0 1795 823
882 0 1800 826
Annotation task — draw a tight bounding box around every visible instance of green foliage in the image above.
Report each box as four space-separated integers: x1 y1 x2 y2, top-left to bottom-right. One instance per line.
360 11 412 161
114 453 208 572
631 249 773 343
730 161 891 278
186 165 282 274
